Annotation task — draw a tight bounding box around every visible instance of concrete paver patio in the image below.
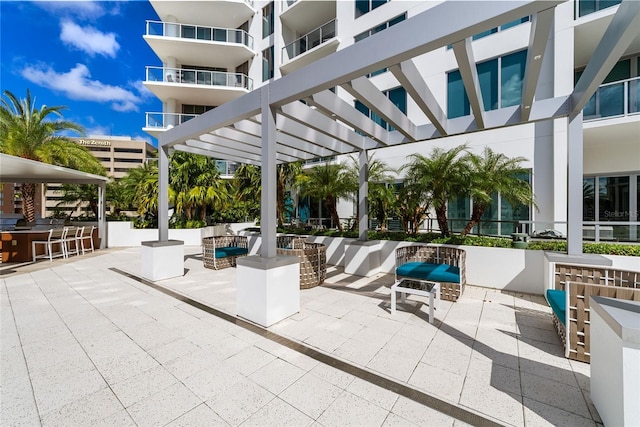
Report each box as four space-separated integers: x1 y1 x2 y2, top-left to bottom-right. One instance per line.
1 246 601 426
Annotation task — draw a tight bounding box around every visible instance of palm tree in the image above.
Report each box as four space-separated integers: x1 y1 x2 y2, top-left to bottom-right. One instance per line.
395 180 430 235
120 161 159 221
460 147 535 236
169 152 229 221
233 164 261 221
298 162 351 231
402 145 469 237
277 161 303 227
0 89 104 222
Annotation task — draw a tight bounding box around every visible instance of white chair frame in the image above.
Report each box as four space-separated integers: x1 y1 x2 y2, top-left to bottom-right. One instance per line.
79 226 95 254
32 228 68 262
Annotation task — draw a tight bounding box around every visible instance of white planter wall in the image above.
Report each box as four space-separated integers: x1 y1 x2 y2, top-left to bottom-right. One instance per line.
107 221 255 247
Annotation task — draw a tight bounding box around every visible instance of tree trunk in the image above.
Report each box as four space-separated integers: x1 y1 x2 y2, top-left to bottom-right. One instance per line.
21 183 37 223
435 205 449 237
326 195 342 232
461 203 485 236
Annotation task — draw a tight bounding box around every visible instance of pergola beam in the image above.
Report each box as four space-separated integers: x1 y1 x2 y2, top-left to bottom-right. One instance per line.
452 38 486 129
390 60 447 136
309 90 389 145
176 144 262 166
342 77 418 141
521 8 555 122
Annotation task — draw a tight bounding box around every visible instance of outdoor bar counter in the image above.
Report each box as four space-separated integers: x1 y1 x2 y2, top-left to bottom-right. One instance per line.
1 230 51 263
0 228 99 263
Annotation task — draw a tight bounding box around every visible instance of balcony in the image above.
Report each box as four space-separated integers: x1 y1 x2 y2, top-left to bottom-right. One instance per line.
148 0 254 29
144 66 252 106
280 19 339 75
144 20 255 69
143 112 198 137
583 76 639 121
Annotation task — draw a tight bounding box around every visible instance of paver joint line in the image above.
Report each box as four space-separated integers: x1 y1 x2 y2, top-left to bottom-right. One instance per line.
110 267 505 427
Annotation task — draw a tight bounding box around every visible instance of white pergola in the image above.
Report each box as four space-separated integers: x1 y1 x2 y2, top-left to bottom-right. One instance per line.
0 153 108 246
158 0 640 258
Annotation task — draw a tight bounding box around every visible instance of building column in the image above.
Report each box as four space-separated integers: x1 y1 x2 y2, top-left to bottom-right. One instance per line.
567 113 583 255
158 146 169 242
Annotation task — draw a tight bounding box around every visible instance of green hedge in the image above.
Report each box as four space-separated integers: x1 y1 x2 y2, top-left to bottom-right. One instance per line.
275 227 639 256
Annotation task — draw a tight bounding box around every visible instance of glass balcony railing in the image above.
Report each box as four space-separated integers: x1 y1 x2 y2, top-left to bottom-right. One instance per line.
146 66 253 91
583 76 639 121
145 112 198 129
146 20 254 50
283 19 336 61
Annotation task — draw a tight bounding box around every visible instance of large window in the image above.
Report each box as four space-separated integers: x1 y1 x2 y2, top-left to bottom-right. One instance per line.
583 176 631 222
355 87 406 131
262 46 274 81
447 50 527 118
576 0 621 18
262 2 274 38
355 0 389 18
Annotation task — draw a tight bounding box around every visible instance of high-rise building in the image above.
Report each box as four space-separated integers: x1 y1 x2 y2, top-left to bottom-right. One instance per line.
142 0 639 242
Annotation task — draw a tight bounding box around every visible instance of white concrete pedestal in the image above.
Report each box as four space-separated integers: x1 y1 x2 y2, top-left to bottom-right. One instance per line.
344 240 380 277
141 240 184 281
590 296 640 427
236 255 300 327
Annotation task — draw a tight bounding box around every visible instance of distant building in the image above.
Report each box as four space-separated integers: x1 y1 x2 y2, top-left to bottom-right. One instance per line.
44 135 157 218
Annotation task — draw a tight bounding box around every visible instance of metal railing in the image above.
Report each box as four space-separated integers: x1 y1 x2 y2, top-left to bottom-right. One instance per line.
145 20 253 50
583 76 639 121
282 19 336 61
145 112 198 129
146 66 253 91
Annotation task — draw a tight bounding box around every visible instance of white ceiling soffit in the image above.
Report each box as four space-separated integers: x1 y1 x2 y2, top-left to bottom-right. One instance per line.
0 153 109 184
159 0 637 167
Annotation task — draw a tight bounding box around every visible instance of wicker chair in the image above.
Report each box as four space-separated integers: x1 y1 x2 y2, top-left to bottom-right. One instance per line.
202 235 248 270
395 245 466 302
547 263 640 363
276 236 327 289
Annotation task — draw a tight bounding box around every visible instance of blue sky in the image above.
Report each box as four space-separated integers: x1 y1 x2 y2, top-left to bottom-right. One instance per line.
1 0 161 147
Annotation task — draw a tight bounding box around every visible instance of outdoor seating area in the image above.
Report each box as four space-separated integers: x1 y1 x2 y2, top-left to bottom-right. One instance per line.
30 225 98 262
1 245 606 426
202 235 249 270
395 245 466 302
546 263 640 363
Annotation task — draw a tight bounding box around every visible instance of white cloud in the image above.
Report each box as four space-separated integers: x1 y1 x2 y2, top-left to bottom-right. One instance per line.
21 63 141 112
60 20 119 58
36 1 106 19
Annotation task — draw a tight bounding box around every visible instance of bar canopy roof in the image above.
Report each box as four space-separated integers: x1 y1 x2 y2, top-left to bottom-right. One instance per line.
0 153 109 185
158 0 640 163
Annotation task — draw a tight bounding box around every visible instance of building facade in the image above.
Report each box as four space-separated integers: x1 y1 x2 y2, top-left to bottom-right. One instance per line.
143 0 639 242
44 136 156 218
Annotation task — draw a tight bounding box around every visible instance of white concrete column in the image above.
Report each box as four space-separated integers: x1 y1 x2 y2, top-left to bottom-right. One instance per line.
98 182 106 249
567 113 583 255
158 146 169 242
261 86 277 258
358 150 368 241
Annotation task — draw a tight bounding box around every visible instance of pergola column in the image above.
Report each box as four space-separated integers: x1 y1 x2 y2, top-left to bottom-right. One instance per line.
567 113 583 255
98 182 106 249
140 143 184 282
358 149 369 241
236 86 300 327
